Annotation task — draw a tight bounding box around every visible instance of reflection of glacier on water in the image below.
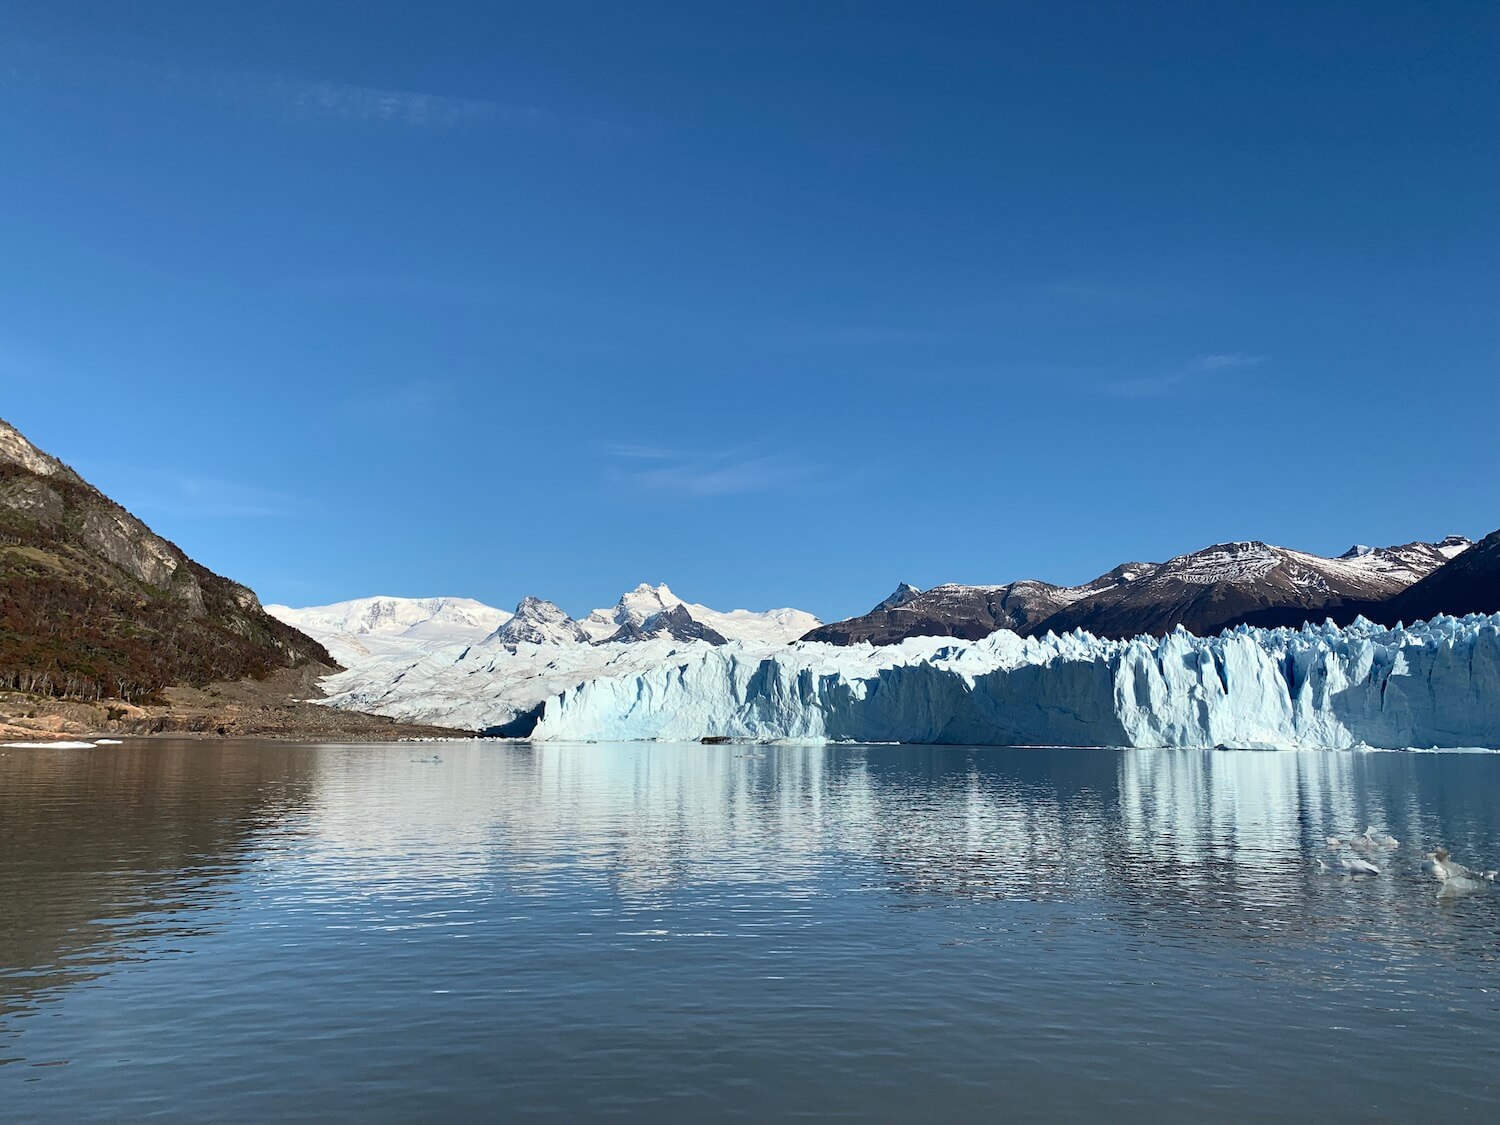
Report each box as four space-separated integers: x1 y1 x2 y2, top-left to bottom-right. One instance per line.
302 742 863 899
293 742 1500 959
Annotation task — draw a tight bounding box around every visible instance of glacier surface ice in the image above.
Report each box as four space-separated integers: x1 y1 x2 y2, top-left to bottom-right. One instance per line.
266 596 510 666
299 584 823 732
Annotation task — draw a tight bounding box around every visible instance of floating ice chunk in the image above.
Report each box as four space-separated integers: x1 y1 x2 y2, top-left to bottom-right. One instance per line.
1317 854 1380 877
2 740 97 749
1421 848 1496 897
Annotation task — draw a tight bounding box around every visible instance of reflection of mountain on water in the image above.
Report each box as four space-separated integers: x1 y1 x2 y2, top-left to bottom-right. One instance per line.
0 742 315 1025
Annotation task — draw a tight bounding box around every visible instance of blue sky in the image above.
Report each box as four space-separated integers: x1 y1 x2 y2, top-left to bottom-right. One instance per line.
2 1 1495 621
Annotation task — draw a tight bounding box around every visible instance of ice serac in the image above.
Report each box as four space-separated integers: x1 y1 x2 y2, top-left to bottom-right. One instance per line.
532 614 1500 750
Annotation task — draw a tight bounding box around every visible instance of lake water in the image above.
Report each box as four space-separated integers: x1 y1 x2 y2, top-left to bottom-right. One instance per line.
2 740 1498 1122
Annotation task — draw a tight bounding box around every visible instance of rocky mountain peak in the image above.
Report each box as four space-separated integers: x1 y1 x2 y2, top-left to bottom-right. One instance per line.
0 418 84 484
606 603 727 645
491 597 590 646
1436 535 1474 558
873 582 923 612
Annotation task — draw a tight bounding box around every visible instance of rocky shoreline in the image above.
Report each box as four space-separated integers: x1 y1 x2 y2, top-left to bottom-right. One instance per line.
0 664 472 743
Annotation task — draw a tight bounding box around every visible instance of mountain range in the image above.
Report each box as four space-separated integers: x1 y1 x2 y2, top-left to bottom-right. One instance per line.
804 534 1488 646
269 583 823 660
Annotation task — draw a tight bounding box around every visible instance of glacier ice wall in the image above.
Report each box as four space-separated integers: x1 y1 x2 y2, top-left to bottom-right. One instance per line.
531 615 1500 749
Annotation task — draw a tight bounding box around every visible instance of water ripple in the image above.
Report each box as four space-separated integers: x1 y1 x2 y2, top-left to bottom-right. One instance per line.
0 741 1497 1121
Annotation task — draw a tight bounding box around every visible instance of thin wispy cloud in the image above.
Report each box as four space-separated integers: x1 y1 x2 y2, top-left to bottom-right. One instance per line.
344 378 461 425
604 444 818 498
80 465 297 519
204 71 543 129
294 274 519 306
2 41 557 132
606 443 679 462
1192 352 1265 372
1106 352 1266 398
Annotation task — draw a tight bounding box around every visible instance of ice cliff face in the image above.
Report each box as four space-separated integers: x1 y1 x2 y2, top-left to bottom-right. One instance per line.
531 615 1500 750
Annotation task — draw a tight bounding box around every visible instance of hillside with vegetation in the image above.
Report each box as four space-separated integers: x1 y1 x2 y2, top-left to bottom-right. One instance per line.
0 418 332 703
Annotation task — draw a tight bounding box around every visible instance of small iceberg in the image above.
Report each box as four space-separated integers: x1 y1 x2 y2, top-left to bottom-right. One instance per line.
1317 854 1380 877
2 740 97 749
1421 848 1497 897
1329 826 1399 854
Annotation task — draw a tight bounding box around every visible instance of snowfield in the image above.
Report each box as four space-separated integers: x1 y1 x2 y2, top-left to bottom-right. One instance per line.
305 596 1500 749
282 585 826 734
266 596 511 667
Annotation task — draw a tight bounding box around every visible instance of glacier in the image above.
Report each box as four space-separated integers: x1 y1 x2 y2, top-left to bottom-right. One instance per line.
529 615 1500 749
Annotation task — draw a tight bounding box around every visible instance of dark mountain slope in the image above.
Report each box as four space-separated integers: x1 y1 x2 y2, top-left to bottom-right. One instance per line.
1030 540 1452 640
1376 529 1500 623
1239 529 1499 630
807 535 1473 646
0 418 331 702
802 563 1156 646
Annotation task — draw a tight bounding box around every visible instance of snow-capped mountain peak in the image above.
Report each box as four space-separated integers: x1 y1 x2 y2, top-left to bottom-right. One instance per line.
617 582 682 623
1436 535 1474 559
1331 538 1473 586
579 583 677 642
874 583 923 612
277 584 819 660
607 603 728 645
489 597 590 646
576 583 818 646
